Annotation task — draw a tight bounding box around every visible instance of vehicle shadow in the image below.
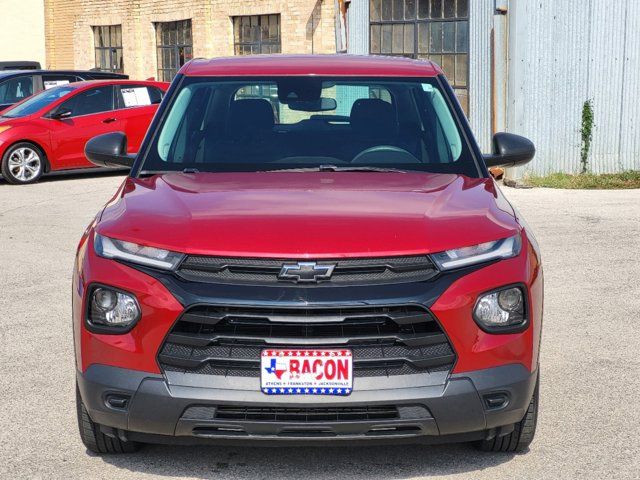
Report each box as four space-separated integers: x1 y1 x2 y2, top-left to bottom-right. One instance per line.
0 168 126 186
37 169 127 183
98 443 518 479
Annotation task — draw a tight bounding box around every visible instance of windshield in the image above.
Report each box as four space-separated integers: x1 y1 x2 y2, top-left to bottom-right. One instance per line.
140 76 478 176
1 86 75 118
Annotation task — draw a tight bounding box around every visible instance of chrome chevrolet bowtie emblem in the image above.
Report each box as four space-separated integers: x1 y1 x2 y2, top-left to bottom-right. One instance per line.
278 262 335 283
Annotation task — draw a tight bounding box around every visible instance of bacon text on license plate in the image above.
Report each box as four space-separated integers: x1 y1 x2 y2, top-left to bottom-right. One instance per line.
260 349 353 396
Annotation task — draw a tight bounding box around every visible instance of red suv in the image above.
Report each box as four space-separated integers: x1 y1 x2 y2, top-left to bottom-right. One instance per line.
0 80 167 184
74 55 542 454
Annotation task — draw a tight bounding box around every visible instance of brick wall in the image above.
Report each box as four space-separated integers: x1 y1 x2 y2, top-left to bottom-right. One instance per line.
44 0 336 79
44 0 76 69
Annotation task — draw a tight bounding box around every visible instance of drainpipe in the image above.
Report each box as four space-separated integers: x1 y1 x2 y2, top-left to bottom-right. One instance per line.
487 1 511 182
492 0 509 145
311 0 324 54
336 0 348 53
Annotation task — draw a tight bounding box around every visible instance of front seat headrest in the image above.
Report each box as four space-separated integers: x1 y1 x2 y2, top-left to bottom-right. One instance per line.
350 98 396 136
228 99 275 136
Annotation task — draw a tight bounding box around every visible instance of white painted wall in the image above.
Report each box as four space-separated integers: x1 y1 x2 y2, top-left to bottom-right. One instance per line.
0 0 46 67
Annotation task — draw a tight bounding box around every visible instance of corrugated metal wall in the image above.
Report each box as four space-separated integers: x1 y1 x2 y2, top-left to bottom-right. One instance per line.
508 0 640 176
347 0 640 175
347 0 369 54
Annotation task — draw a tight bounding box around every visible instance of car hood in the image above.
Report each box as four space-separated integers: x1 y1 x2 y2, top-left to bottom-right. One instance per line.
0 115 31 126
96 172 518 258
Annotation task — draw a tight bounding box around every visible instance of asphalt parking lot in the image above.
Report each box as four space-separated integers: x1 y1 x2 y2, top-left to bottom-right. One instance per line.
0 172 639 479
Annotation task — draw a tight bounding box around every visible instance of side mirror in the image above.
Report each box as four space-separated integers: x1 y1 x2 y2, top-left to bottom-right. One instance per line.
84 132 135 168
51 107 72 120
483 132 535 168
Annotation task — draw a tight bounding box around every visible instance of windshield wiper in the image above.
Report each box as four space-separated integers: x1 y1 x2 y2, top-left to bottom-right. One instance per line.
262 164 409 173
321 165 409 173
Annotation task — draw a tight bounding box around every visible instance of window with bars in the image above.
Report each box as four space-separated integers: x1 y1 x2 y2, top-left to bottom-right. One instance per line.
155 20 193 82
369 0 469 113
233 14 281 55
93 25 123 73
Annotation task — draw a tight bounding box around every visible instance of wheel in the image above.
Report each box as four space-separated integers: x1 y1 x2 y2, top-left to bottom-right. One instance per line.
475 372 539 453
1 142 45 184
76 385 140 454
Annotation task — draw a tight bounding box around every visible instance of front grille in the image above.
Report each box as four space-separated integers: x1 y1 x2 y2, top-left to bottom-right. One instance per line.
159 305 456 378
181 404 431 422
176 255 438 285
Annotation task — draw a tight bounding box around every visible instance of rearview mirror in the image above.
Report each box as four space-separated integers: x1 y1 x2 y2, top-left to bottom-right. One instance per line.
51 108 72 120
288 97 337 112
483 132 535 168
84 132 135 168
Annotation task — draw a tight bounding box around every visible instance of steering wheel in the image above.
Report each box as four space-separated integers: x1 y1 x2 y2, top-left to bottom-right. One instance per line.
352 145 420 164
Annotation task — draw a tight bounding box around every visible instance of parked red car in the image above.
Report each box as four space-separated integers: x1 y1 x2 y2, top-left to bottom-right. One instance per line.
0 79 168 184
74 55 542 454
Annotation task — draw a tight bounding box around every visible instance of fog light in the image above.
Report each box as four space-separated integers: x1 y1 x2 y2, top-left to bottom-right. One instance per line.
93 288 117 311
498 288 522 311
473 286 527 332
88 286 140 331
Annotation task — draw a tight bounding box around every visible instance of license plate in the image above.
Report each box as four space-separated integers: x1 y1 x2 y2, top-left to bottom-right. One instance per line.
261 349 353 396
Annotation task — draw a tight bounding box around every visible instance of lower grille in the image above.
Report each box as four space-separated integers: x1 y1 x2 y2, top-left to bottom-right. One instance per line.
218 405 398 422
159 305 456 378
182 404 432 422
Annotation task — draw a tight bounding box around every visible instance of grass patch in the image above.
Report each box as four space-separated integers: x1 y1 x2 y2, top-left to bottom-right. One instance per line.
526 171 640 189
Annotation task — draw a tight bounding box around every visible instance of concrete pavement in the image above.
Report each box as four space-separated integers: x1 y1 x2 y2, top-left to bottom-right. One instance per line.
0 172 638 479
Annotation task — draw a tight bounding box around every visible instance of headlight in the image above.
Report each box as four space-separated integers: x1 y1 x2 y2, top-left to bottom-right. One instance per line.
431 235 521 270
94 233 184 270
0 125 12 134
87 285 141 332
473 285 527 332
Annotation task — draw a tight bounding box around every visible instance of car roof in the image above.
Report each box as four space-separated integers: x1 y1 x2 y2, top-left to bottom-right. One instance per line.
0 70 32 78
0 70 128 79
182 54 442 78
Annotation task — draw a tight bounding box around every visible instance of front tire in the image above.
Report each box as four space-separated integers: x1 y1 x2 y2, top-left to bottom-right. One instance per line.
1 142 45 184
475 371 539 453
76 385 140 454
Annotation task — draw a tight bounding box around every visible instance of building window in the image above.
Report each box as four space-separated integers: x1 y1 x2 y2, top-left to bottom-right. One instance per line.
233 15 281 55
369 0 469 113
93 25 123 73
155 20 193 82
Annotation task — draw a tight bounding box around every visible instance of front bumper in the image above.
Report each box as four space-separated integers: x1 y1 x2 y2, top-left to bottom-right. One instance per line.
74 230 543 376
77 363 536 445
